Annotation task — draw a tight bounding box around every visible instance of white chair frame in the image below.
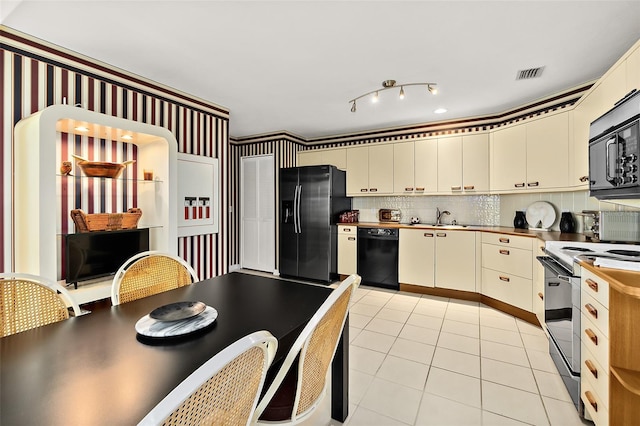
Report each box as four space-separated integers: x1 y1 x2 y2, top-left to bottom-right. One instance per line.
0 272 82 317
138 330 278 426
111 250 199 305
253 274 361 425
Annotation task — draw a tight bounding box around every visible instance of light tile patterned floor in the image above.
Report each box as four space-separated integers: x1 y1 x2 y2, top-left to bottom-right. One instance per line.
301 285 589 426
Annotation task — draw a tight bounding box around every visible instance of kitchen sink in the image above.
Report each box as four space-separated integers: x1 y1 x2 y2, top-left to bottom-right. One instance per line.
408 223 468 229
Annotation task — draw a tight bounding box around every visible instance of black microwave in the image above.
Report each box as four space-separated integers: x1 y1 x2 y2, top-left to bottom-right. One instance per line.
589 89 640 200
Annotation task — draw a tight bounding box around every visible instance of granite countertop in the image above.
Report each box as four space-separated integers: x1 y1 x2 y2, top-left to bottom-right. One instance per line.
343 222 591 242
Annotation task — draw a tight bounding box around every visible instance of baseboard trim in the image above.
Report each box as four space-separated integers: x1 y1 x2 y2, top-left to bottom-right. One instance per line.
399 283 540 327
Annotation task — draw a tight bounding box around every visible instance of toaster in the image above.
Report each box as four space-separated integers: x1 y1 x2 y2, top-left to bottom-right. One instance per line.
378 209 401 223
582 210 640 242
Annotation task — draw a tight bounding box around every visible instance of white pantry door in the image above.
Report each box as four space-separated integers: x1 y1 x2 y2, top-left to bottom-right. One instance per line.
240 155 275 272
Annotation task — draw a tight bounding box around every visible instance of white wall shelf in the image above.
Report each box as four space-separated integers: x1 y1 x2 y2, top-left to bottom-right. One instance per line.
14 104 178 287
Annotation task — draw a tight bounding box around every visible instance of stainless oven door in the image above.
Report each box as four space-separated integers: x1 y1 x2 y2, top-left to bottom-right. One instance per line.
536 256 583 414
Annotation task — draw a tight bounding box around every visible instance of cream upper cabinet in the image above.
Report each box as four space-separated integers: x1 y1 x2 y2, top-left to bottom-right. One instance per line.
462 133 490 192
297 150 323 167
399 228 435 287
414 138 438 193
491 112 569 192
346 144 393 195
322 148 347 170
491 124 527 191
437 134 489 194
394 141 416 194
368 144 394 194
298 148 346 170
435 230 476 292
627 44 640 92
437 136 463 193
526 112 570 190
346 146 369 195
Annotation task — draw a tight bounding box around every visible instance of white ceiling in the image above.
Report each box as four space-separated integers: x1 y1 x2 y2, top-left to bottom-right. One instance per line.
3 1 640 139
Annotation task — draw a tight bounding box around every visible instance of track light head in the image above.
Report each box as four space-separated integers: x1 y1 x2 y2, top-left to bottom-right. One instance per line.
351 101 357 113
399 86 405 100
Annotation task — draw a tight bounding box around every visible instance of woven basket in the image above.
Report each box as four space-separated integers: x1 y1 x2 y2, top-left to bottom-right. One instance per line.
70 208 142 232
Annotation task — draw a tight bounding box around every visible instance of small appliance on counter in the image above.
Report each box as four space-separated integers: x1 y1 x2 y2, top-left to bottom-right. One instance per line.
579 210 640 242
410 216 420 224
378 209 401 223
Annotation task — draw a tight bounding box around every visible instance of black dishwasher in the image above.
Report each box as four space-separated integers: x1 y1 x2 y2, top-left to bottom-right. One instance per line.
357 228 399 290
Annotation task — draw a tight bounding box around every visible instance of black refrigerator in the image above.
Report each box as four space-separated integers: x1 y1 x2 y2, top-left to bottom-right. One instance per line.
279 165 351 282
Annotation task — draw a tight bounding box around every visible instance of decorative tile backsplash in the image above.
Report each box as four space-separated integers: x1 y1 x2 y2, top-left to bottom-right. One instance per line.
353 190 640 232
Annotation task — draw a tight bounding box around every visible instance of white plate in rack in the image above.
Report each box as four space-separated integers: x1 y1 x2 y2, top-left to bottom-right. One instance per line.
526 201 556 230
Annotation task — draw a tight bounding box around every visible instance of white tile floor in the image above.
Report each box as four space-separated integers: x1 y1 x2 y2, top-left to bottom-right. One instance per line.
300 285 589 426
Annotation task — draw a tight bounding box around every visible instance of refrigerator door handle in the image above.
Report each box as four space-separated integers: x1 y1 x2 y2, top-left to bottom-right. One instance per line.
293 185 299 234
297 185 303 234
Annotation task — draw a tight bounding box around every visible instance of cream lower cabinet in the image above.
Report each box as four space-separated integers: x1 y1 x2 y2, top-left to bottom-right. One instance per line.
580 269 609 426
532 239 546 328
434 231 477 292
399 229 435 287
337 225 357 275
481 233 533 311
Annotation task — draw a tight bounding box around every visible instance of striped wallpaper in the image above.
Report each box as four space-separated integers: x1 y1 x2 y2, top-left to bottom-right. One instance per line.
2 28 229 281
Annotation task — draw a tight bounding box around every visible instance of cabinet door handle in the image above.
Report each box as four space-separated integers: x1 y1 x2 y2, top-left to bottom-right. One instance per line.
579 175 589 182
499 276 510 282
499 237 510 243
360 188 368 192
424 233 434 237
451 186 462 191
514 183 525 188
415 187 425 191
584 359 598 379
584 328 598 346
586 278 599 292
369 188 378 192
348 237 356 241
527 181 539 187
538 292 543 300
405 187 414 191
584 391 598 412
463 185 475 190
585 303 598 319
436 233 447 237
499 249 510 255
344 228 351 232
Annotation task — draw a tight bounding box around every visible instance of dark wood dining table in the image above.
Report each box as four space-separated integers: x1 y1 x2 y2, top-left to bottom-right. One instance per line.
0 272 349 425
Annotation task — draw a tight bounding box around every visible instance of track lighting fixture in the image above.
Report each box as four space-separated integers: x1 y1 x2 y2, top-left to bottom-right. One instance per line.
349 79 438 112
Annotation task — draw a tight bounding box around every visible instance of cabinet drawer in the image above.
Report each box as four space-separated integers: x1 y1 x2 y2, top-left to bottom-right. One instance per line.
581 289 609 339
482 268 532 311
581 313 609 369
582 342 609 410
338 225 357 234
581 269 609 309
482 243 532 279
482 233 533 250
582 375 609 426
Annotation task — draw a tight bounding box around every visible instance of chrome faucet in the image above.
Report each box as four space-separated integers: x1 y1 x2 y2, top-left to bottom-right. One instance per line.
436 207 451 225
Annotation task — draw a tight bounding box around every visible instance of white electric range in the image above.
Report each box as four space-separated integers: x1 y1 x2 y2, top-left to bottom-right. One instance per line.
544 240 640 274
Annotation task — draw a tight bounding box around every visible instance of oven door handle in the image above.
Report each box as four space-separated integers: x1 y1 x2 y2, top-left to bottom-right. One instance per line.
536 256 572 277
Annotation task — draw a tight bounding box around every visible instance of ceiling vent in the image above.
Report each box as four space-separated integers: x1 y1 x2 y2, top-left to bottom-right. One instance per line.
516 66 545 80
